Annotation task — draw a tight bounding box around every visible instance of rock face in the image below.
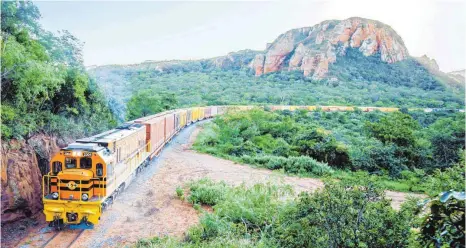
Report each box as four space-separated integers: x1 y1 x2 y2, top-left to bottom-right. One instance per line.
414 55 465 89
250 17 409 79
447 69 465 85
414 55 440 71
1 134 61 223
209 50 260 70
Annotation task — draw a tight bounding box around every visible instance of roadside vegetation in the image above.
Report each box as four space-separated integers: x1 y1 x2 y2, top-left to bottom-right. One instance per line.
193 108 465 196
137 178 465 247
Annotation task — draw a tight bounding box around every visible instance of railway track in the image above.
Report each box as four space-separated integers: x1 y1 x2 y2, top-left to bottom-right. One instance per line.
41 229 85 248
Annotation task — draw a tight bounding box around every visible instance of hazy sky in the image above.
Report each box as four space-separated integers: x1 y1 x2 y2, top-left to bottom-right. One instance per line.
35 0 465 72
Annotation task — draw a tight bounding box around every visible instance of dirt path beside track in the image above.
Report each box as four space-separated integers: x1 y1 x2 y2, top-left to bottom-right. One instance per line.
11 122 423 248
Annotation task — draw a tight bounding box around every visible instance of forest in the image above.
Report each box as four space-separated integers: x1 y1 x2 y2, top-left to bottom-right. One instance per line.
1 1 116 141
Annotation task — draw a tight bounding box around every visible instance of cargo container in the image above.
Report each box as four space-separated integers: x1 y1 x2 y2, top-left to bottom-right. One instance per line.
175 109 187 130
135 115 165 156
187 109 193 124
199 107 205 120
191 108 200 122
205 107 212 118
211 106 218 116
164 112 176 142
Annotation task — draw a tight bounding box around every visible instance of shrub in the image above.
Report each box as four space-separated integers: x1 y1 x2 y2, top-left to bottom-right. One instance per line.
175 186 184 198
420 162 466 196
284 156 333 176
266 156 287 170
188 178 228 206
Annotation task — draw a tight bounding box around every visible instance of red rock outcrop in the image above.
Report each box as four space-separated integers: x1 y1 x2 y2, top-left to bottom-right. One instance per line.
1 134 61 223
250 17 409 79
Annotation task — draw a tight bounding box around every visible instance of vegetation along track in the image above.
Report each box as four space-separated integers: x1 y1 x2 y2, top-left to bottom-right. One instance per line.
41 229 84 248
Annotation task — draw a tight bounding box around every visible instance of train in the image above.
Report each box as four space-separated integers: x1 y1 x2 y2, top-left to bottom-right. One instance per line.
42 106 229 229
41 104 463 229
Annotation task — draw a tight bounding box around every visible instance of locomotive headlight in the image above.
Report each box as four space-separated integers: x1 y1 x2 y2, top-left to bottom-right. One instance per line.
81 193 89 201
52 192 59 199
72 151 82 157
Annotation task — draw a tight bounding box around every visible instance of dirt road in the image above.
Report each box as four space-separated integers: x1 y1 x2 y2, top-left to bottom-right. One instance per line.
12 122 422 248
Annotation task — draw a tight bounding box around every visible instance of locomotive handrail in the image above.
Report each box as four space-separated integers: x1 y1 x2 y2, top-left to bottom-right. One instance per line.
42 174 61 200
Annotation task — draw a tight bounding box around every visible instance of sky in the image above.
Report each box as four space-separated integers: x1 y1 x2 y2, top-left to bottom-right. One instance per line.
34 0 465 72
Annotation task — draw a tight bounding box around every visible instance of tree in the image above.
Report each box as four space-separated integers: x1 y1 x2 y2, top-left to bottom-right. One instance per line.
126 90 177 120
365 112 420 147
427 113 465 168
1 0 116 139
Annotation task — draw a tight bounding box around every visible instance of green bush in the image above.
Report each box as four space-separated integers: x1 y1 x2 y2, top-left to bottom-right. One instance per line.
266 156 287 170
284 156 333 176
1 1 116 141
188 178 228 206
176 186 184 198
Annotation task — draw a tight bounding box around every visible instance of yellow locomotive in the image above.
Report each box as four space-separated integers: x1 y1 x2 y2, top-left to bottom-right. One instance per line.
42 123 149 229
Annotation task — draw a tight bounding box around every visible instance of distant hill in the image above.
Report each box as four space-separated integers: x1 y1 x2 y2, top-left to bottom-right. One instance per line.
89 17 464 120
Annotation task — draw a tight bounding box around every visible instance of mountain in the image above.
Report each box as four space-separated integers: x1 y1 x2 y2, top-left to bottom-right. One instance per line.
89 17 464 121
250 17 408 79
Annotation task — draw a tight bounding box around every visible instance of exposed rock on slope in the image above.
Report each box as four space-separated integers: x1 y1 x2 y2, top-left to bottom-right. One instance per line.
1 134 62 223
447 69 465 85
414 55 440 71
251 17 409 79
415 55 465 90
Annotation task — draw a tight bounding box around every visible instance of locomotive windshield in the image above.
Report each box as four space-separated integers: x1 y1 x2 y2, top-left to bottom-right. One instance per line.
65 157 77 169
80 157 92 169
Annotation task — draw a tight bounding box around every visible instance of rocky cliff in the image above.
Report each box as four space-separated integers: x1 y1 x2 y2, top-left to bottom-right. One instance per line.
414 55 465 90
250 17 409 79
447 69 465 85
1 134 64 223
